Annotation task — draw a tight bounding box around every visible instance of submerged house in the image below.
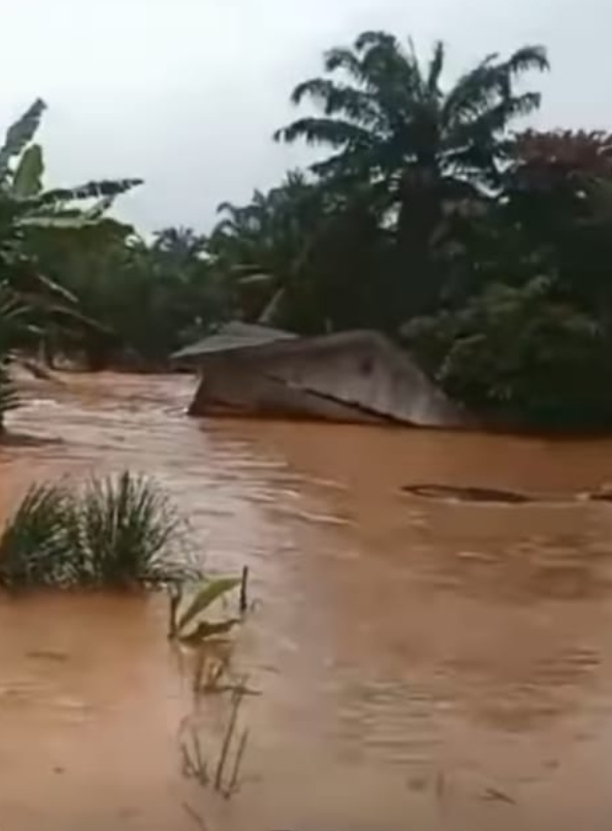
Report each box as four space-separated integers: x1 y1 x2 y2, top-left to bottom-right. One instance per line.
172 322 465 428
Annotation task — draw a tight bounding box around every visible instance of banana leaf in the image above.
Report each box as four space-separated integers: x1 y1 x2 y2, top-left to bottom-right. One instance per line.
0 99 46 182
177 577 241 634
179 618 241 644
12 144 44 198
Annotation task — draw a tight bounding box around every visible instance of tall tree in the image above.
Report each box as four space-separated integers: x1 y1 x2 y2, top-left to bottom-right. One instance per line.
275 31 549 316
209 172 326 324
209 171 393 332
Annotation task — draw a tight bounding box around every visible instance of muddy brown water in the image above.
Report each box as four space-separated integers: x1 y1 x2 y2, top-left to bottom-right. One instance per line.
2 374 612 830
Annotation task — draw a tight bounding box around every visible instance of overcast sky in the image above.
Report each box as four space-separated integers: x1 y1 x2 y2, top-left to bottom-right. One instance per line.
1 0 609 232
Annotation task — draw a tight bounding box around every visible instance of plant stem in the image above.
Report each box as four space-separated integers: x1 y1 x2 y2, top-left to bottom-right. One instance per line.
239 566 249 614
214 686 243 791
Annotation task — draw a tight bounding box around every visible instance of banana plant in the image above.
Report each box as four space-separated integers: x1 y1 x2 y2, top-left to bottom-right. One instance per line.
0 282 29 426
0 98 142 386
168 577 243 644
0 99 142 227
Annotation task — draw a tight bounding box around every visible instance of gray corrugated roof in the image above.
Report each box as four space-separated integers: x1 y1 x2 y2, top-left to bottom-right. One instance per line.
171 321 296 360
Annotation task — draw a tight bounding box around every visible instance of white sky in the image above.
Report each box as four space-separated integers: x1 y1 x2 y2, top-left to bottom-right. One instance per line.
1 0 609 232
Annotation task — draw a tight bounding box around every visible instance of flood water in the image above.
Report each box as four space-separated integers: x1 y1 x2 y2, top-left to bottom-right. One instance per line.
2 373 612 830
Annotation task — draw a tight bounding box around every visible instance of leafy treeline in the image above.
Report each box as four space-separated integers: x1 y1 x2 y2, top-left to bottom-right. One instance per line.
0 98 141 428
3 31 612 429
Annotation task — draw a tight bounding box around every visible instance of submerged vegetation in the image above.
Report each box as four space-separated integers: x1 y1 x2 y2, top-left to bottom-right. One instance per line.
168 577 243 643
1 29 612 429
0 472 192 588
0 470 246 656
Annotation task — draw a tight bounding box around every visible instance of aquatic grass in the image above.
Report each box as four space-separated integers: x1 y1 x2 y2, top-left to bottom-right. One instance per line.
180 680 250 800
75 471 191 587
0 482 75 586
0 471 197 589
168 577 242 647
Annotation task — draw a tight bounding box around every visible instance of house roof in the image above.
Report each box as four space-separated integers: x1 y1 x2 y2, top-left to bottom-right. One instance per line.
171 321 296 361
180 326 468 427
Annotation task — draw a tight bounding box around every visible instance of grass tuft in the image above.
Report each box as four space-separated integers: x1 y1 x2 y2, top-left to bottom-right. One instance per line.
0 483 73 586
75 471 188 586
0 471 195 589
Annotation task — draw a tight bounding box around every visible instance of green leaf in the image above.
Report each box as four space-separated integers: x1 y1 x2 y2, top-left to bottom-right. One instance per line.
12 144 44 197
177 577 241 634
0 99 46 182
84 195 116 220
7 269 77 304
18 215 104 230
179 618 241 644
30 178 143 208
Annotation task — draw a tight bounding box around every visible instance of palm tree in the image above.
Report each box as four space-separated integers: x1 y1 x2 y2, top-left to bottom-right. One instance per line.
151 227 208 261
212 171 318 275
209 172 328 322
275 31 549 315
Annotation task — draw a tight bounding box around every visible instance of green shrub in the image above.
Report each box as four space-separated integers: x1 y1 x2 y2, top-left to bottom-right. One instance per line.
0 472 195 588
74 471 189 586
404 279 612 429
0 483 74 586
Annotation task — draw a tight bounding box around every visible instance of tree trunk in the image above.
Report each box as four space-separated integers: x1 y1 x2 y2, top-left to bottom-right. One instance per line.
396 172 443 320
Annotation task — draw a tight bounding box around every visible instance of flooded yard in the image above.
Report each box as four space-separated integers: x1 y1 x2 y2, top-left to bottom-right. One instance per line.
2 373 612 830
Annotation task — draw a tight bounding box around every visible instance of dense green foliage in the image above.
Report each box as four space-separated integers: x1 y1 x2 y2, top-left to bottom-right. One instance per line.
0 472 192 588
274 33 548 321
403 279 612 428
0 286 22 424
401 129 612 427
29 225 230 368
3 31 612 429
0 99 141 423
